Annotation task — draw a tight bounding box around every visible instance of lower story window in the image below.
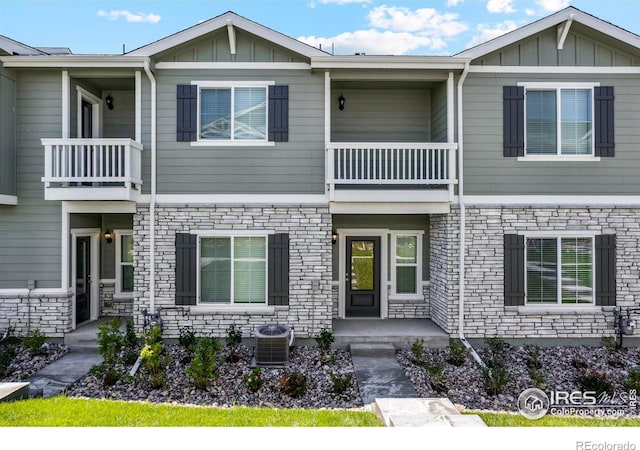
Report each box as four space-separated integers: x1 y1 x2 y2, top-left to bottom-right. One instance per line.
392 233 422 296
116 230 133 294
526 236 594 304
199 236 266 304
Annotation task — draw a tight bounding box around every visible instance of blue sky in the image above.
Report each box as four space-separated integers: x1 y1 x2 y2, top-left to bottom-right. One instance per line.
0 0 639 56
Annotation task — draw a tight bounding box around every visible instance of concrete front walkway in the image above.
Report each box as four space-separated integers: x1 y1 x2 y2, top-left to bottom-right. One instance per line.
26 350 102 398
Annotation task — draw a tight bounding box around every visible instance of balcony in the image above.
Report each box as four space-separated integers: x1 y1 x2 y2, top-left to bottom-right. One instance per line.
326 142 458 213
41 138 143 201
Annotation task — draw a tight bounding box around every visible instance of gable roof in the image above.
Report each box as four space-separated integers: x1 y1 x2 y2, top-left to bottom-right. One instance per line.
127 11 327 58
0 35 48 56
456 6 640 60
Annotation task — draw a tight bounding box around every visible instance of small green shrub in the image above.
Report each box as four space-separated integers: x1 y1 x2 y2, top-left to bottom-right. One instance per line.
139 324 169 389
601 336 617 353
577 370 614 397
523 344 543 370
0 347 16 377
243 367 263 392
485 337 510 364
89 363 121 387
186 337 219 389
178 327 196 352
528 367 546 387
122 320 139 365
411 338 425 364
314 328 334 359
280 370 307 398
225 325 243 363
97 318 125 367
424 361 447 394
625 367 640 393
330 373 353 398
446 339 468 366
21 330 47 354
483 364 510 396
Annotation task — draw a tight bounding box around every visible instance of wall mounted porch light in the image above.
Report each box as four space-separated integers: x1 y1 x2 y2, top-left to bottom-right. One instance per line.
332 230 338 245
338 94 345 111
105 94 114 110
104 229 113 244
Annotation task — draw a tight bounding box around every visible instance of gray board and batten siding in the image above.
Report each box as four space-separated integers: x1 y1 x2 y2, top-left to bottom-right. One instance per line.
0 70 63 289
472 23 640 67
156 69 326 195
154 27 310 64
0 63 16 197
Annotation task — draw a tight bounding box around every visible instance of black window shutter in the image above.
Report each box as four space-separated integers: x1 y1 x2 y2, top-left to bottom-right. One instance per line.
268 85 289 142
503 86 525 157
504 234 525 306
594 86 615 157
175 233 197 306
268 233 289 306
177 85 197 142
595 234 616 306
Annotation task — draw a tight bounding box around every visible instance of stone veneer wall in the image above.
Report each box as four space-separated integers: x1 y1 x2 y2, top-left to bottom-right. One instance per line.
462 206 640 339
388 284 430 319
0 290 73 337
99 280 133 318
429 212 459 333
133 205 332 339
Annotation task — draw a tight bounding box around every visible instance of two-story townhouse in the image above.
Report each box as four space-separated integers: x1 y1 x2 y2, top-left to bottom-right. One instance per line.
0 7 638 345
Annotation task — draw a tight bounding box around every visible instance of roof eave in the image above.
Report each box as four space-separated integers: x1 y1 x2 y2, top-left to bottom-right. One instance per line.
457 7 640 60
311 55 469 70
127 11 327 59
0 55 149 68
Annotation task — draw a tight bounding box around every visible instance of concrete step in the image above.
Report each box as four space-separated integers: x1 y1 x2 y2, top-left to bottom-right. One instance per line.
335 334 449 349
63 334 98 351
372 398 487 427
350 342 396 357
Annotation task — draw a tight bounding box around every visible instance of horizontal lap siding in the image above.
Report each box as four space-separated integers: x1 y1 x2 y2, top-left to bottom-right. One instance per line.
463 73 640 195
0 71 62 288
156 70 325 195
0 64 16 196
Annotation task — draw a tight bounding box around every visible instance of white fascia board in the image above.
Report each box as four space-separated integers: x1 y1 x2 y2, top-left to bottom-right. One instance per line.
155 62 311 70
464 195 640 207
469 65 640 74
127 12 326 58
457 7 640 60
311 56 468 70
142 194 329 206
0 55 148 68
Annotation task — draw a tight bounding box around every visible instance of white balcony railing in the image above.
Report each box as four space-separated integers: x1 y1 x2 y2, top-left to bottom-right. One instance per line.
41 138 143 201
326 142 458 201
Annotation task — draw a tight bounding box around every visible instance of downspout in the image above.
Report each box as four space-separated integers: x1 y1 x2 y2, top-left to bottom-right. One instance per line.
143 59 157 314
456 61 484 367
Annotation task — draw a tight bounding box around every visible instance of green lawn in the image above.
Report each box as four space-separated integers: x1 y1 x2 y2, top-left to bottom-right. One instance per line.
471 411 640 427
0 397 383 427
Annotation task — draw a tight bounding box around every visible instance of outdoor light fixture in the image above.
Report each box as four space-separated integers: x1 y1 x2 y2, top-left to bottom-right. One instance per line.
332 230 338 245
338 94 345 110
104 229 113 244
105 94 114 110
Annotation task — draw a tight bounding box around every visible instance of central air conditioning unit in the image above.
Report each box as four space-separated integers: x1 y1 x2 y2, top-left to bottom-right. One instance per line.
254 324 294 367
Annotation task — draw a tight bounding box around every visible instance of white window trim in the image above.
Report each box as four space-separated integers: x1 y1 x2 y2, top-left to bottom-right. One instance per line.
518 81 599 159
389 231 424 301
76 86 102 138
114 229 134 297
191 80 274 147
196 233 268 306
524 232 596 307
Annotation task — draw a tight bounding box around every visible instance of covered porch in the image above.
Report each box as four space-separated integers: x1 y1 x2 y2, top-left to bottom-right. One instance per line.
332 319 449 349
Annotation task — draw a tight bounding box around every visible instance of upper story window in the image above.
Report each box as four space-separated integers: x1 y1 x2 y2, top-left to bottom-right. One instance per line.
503 83 614 159
525 85 593 156
176 82 289 145
199 86 267 141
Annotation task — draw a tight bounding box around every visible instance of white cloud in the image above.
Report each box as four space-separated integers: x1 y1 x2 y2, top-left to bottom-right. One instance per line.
487 0 516 14
535 0 571 12
367 5 467 36
447 0 464 6
525 8 537 16
97 10 161 23
299 29 444 55
466 20 518 48
310 0 370 5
